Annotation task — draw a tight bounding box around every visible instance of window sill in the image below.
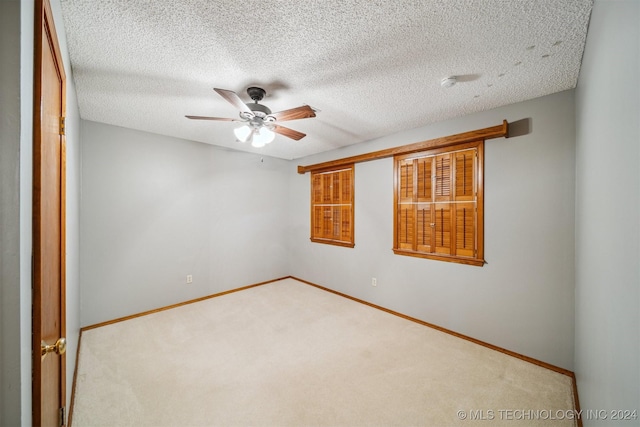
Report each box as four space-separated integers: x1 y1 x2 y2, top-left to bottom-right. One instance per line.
311 238 355 248
392 249 485 266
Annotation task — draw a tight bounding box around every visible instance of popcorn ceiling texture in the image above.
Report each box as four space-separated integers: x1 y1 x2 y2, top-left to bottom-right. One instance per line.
60 0 593 160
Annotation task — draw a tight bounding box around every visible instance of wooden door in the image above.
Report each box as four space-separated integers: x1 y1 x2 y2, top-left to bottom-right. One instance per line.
33 0 67 425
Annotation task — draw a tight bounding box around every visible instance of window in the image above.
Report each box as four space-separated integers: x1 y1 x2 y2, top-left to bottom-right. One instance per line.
393 140 484 266
310 165 355 247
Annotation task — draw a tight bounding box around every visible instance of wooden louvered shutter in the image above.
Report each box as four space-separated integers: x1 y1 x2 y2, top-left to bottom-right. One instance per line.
416 157 433 252
434 203 451 255
454 149 475 201
397 159 415 249
455 204 475 257
312 174 323 204
433 153 452 255
312 174 327 239
394 141 484 266
398 159 414 202
323 174 332 203
338 169 353 242
453 149 477 257
434 153 451 201
310 165 355 247
398 204 415 250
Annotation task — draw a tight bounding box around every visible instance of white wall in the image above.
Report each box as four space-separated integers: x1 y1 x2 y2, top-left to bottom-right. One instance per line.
80 121 291 326
0 1 24 425
18 1 35 422
574 0 640 422
289 90 576 370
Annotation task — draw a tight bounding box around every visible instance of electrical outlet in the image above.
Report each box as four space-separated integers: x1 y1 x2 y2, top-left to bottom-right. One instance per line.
372 277 377 287
186 274 193 284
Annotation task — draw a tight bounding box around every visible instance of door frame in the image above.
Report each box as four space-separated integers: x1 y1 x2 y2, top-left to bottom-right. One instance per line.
32 0 67 424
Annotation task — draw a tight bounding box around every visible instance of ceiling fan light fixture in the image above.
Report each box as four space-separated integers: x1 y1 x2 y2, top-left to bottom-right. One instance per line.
252 127 275 147
262 127 275 144
234 125 252 143
251 137 265 148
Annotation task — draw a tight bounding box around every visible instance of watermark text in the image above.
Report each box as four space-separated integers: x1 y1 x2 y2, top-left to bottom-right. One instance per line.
456 408 638 421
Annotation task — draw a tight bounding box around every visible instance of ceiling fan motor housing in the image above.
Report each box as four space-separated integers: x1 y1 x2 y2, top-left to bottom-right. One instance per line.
248 102 271 117
245 87 271 117
247 86 266 101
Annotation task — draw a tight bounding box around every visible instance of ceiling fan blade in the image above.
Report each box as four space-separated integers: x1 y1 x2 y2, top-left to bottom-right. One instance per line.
267 105 316 122
271 124 306 141
213 88 253 114
185 115 241 121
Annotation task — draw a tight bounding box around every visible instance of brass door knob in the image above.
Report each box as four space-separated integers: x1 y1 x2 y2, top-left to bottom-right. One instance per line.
41 337 67 359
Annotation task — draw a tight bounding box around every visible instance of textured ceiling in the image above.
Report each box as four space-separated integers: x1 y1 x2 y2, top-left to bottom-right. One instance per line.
60 0 593 160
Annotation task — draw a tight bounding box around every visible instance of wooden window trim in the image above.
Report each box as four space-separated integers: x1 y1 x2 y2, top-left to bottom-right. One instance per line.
310 165 355 248
393 140 484 266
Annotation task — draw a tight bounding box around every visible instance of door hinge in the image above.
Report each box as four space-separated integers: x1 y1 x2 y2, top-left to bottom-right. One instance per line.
59 117 65 136
59 406 65 426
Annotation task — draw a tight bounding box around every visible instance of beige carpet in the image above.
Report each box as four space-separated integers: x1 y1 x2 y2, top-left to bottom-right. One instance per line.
71 278 577 426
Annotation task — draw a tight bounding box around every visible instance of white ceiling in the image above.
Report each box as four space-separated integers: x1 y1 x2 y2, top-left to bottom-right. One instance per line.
60 0 593 160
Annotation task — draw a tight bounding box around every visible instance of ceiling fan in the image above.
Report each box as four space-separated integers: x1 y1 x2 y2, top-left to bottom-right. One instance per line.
186 87 316 147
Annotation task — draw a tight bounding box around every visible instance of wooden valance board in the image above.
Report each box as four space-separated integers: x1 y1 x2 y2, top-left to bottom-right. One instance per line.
297 120 509 174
